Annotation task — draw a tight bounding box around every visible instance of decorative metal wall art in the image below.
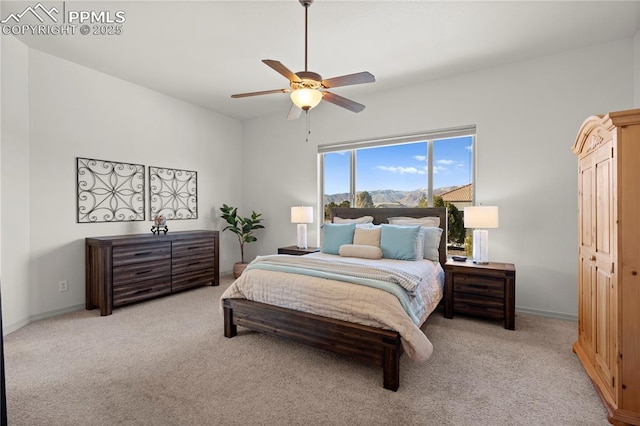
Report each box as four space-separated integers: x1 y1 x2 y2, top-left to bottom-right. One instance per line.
76 157 145 223
149 166 198 220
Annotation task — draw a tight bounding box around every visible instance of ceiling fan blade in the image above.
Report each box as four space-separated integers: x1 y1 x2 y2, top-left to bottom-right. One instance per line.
262 59 301 82
231 88 290 98
287 104 302 120
322 91 366 113
322 71 375 88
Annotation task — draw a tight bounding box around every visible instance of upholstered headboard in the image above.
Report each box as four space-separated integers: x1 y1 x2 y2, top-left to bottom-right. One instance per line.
330 207 448 267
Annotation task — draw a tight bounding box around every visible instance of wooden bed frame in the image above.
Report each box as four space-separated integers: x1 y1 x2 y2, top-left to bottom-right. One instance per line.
223 207 447 391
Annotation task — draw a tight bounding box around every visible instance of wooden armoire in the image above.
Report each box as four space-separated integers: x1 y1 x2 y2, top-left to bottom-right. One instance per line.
572 108 640 426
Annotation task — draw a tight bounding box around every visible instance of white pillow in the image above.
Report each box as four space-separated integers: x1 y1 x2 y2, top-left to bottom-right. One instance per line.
388 216 440 227
419 226 443 261
338 244 383 259
353 226 381 247
333 215 374 224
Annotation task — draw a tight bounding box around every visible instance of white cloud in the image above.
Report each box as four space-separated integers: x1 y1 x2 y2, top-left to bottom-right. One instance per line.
437 159 457 165
413 155 427 161
376 165 426 175
465 144 473 151
436 159 466 169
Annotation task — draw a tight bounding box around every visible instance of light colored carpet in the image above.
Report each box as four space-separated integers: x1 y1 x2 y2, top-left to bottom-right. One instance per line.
4 275 608 425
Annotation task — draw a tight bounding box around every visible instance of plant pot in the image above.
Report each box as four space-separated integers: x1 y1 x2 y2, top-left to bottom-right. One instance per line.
233 262 248 278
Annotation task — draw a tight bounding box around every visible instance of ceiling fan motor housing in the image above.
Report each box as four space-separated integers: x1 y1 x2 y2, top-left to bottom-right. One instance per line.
291 71 323 90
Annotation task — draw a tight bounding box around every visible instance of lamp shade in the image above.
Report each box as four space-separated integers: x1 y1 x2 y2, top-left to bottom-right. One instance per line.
464 206 499 229
290 89 323 111
291 206 313 224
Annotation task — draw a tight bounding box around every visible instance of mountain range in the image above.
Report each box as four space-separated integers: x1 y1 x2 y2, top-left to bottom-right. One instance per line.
324 185 463 206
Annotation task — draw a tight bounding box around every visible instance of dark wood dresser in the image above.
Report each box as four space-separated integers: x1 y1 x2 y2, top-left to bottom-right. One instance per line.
86 230 219 316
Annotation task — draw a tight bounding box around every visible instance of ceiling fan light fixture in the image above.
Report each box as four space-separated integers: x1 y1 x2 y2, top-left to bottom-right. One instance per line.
290 88 323 111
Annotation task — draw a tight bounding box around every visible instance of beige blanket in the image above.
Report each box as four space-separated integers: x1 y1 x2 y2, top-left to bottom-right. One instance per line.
220 253 444 362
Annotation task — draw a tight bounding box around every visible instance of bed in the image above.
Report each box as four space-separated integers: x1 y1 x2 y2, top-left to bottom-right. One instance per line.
221 207 447 391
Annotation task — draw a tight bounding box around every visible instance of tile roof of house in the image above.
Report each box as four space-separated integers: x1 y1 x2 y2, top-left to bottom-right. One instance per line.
440 183 472 202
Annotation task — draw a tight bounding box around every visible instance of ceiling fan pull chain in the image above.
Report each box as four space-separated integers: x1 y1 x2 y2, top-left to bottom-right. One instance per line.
305 110 311 143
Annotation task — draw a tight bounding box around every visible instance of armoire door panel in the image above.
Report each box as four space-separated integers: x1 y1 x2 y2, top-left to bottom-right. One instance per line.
594 267 615 393
578 257 595 356
594 145 613 258
579 159 593 249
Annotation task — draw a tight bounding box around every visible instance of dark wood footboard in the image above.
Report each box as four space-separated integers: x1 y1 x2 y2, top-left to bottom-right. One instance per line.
223 298 403 391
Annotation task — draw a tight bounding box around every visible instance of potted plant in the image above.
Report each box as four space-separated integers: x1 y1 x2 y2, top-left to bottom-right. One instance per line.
220 204 265 278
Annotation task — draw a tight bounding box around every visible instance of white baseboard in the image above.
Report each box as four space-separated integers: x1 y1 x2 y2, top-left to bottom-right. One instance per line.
516 306 577 322
3 303 85 335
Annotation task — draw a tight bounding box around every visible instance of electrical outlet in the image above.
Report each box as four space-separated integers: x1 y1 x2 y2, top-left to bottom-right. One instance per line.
58 280 68 292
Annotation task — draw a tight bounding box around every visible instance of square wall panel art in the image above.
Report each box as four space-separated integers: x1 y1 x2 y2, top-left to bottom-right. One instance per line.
76 157 145 223
149 166 198 220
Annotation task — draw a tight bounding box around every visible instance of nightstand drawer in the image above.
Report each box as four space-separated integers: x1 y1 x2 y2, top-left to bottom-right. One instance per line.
453 274 504 298
453 293 504 319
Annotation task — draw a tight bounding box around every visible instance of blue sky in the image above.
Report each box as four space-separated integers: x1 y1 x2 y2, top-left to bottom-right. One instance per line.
324 136 473 194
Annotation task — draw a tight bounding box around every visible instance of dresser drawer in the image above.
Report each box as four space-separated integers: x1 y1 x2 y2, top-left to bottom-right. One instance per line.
453 274 504 298
172 269 217 292
113 259 171 286
172 254 215 276
172 238 216 258
112 243 171 267
453 293 504 319
113 279 171 306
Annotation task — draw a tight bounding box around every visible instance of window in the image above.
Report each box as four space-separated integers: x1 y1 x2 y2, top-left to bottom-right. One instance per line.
319 126 475 251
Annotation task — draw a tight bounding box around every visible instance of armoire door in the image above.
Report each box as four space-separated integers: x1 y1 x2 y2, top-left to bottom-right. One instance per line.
577 153 595 358
591 140 617 396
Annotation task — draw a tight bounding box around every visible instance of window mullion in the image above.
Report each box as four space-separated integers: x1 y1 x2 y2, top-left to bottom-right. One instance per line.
350 150 356 207
427 140 433 206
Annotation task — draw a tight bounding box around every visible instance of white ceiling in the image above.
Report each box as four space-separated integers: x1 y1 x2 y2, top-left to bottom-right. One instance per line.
7 0 640 121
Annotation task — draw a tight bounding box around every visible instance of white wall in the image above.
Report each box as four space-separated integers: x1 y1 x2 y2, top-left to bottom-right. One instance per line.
1 36 31 332
1 45 244 332
242 38 634 319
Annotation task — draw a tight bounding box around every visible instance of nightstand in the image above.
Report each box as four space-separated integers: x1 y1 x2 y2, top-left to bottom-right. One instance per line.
444 260 516 330
277 246 320 256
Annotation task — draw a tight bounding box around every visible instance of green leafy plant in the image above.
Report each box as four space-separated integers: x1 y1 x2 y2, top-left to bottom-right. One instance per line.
220 204 264 264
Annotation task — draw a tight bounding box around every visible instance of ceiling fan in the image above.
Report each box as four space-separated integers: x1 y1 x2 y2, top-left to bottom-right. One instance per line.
231 0 375 120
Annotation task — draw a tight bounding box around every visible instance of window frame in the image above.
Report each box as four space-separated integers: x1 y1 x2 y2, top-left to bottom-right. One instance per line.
318 125 477 221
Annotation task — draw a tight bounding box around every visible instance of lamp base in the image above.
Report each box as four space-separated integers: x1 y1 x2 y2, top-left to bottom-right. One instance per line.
296 223 308 249
472 229 489 264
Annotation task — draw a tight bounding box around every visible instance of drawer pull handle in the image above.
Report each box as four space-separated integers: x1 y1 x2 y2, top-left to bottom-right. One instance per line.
188 262 200 266
134 252 152 257
590 255 596 261
136 270 152 275
135 288 153 294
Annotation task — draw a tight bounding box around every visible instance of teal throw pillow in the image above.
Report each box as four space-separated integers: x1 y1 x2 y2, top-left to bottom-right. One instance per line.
321 223 356 255
380 224 421 260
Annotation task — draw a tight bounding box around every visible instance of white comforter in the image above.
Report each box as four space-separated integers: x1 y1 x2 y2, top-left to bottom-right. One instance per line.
220 252 444 362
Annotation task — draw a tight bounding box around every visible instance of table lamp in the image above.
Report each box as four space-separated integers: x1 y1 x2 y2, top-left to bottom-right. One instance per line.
291 206 313 249
463 206 499 264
